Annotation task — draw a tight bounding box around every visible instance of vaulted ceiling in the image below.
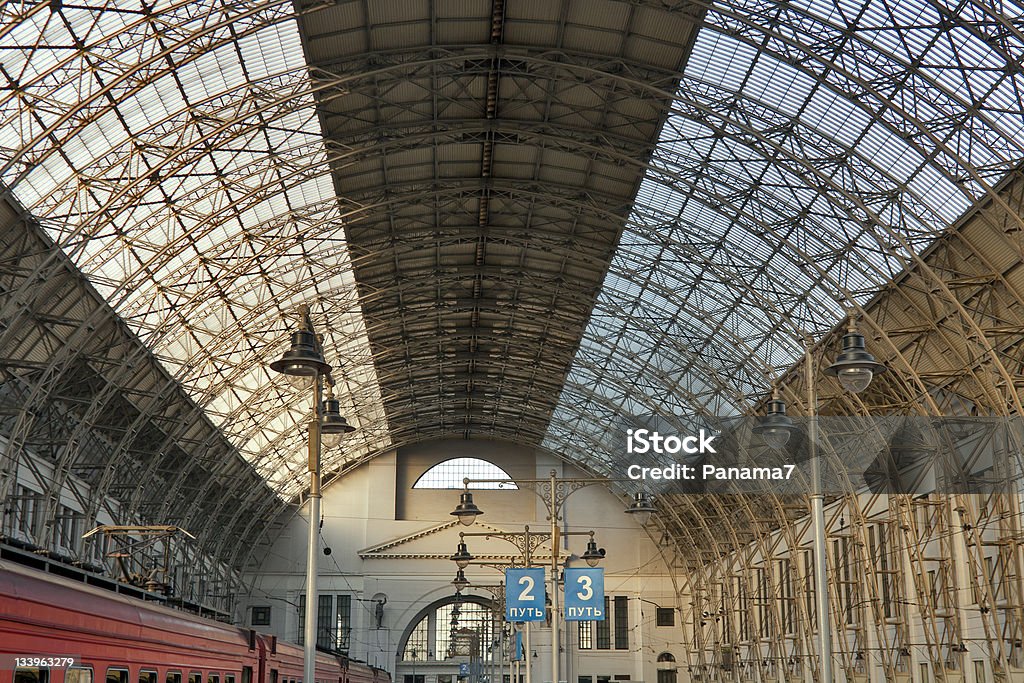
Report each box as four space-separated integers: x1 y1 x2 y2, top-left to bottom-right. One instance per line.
1 0 1023 569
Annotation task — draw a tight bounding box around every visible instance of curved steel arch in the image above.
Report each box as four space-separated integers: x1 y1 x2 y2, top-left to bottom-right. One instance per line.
1 0 1023 617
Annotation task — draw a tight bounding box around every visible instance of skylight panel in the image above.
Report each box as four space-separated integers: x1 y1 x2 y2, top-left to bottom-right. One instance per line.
546 0 1006 462
0 2 390 503
744 55 816 119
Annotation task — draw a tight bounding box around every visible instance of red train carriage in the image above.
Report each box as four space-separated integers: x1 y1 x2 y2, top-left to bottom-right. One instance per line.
0 560 386 683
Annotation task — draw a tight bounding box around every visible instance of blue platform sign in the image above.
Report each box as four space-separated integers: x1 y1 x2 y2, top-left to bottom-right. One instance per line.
505 567 546 621
563 567 605 621
458 663 469 676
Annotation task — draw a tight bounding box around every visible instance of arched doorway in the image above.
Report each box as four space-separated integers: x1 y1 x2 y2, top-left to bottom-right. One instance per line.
656 653 676 683
397 595 504 683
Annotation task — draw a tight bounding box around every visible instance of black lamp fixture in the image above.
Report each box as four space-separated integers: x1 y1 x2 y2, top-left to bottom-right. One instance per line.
752 388 795 450
451 490 483 526
320 386 355 448
581 532 605 567
270 329 331 388
452 569 470 591
824 317 886 394
624 491 656 526
450 537 474 568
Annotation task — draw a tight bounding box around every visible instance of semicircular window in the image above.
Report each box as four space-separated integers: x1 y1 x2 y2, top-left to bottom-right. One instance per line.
413 458 518 489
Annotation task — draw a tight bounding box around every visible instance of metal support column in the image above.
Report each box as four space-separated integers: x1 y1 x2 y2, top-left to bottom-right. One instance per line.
549 470 560 683
304 374 324 683
806 338 831 683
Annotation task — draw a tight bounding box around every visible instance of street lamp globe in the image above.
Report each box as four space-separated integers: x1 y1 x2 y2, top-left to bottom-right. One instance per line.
824 319 886 394
320 394 355 448
581 534 605 567
624 492 656 526
452 569 470 591
753 392 795 451
451 491 483 526
450 539 474 568
270 330 331 386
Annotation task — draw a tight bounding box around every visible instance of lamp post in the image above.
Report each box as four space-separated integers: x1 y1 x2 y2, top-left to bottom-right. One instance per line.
269 305 355 683
452 471 652 683
450 526 550 683
753 315 885 683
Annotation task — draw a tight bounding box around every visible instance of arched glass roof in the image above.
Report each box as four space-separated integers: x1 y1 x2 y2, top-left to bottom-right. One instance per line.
0 0 1022 567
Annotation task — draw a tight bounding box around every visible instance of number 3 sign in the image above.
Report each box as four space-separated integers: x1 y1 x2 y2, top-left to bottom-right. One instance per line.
563 567 605 621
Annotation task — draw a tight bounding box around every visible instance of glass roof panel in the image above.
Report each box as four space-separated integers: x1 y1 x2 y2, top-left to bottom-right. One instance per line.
544 0 1024 464
0 2 389 501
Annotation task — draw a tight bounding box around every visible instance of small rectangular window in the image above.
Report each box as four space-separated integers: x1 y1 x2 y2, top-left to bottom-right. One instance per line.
336 595 352 651
614 596 629 650
596 596 611 649
270 671 278 683
578 677 592 683
242 670 251 683
226 676 235 683
167 673 182 683
139 673 157 683
613 677 631 681
189 673 202 683
15 668 49 683
251 606 271 626
317 594 333 651
67 670 93 683
655 607 674 627
578 620 592 650
107 670 129 683
208 675 220 683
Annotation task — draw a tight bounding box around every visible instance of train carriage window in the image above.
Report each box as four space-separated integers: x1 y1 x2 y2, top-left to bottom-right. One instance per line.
106 670 128 683
15 668 49 683
225 676 235 683
166 674 182 683
208 675 220 683
188 674 201 683
66 669 93 683
139 672 157 683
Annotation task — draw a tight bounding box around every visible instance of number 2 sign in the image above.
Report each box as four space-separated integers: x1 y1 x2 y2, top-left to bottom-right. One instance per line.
505 567 546 621
563 567 605 621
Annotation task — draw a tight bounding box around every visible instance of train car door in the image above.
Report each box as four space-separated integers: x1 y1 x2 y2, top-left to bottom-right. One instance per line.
255 636 266 683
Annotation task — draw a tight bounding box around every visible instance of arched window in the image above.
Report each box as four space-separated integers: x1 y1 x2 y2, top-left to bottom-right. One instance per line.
412 458 518 489
400 597 501 662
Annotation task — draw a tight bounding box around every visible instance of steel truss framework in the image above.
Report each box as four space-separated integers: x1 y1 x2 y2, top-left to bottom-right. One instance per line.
1 0 1024 674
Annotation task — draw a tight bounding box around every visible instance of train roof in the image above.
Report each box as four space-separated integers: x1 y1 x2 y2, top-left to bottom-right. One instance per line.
1 557 250 646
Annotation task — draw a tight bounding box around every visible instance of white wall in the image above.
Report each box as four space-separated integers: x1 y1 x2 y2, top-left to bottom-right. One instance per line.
242 440 683 683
